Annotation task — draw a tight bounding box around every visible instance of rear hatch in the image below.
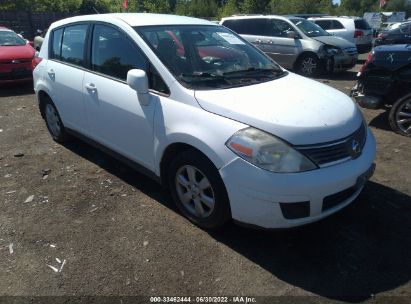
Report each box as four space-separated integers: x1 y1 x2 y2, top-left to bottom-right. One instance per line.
354 19 373 44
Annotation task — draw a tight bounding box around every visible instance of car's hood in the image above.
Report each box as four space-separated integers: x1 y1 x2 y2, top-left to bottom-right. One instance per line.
0 45 35 61
375 44 411 53
371 44 411 71
313 35 356 49
194 73 362 145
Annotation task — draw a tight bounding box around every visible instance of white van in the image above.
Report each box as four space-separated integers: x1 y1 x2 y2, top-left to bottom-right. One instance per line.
33 14 376 229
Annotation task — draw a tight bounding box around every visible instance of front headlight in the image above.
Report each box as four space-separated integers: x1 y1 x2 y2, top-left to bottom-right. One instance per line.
324 45 342 56
226 128 317 173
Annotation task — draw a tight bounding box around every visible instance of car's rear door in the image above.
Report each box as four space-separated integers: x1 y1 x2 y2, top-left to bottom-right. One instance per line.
82 23 166 171
45 24 89 132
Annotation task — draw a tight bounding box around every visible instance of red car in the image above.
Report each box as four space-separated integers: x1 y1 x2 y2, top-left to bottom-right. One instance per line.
0 27 35 85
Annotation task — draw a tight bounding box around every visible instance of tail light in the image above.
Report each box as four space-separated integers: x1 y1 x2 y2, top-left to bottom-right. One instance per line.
378 33 386 39
354 30 364 38
32 56 42 70
359 52 373 74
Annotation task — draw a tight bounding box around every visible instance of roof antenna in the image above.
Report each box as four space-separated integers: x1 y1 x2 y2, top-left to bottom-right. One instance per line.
92 6 100 14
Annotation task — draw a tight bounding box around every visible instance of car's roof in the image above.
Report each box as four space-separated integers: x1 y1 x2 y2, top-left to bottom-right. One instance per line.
308 16 363 21
52 13 216 28
0 26 12 31
221 15 301 21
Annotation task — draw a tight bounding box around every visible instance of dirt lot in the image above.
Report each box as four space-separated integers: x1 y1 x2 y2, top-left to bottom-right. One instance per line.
0 61 410 304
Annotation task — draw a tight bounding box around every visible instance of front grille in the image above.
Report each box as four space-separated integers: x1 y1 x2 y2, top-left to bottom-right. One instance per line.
0 59 32 64
322 186 357 212
296 123 367 167
0 70 32 80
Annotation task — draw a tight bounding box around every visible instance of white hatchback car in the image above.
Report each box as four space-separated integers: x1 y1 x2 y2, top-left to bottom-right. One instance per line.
33 14 376 229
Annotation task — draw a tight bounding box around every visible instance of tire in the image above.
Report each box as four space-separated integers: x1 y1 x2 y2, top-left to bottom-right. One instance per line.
167 149 231 229
297 53 321 77
389 94 411 137
43 98 70 143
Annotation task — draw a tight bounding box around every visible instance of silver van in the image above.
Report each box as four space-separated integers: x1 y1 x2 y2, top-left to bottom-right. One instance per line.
220 15 358 76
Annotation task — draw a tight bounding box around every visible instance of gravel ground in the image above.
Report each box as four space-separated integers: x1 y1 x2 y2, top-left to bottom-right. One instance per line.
0 61 410 304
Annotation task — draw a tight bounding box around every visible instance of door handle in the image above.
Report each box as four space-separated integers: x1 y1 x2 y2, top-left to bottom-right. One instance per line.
267 40 274 44
85 83 97 92
255 39 262 44
47 69 55 77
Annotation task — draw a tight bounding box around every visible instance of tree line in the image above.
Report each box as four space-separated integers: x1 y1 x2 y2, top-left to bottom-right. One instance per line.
1 0 410 18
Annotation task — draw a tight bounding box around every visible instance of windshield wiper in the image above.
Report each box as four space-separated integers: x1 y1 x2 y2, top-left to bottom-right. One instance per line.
179 72 227 85
180 72 224 79
223 67 284 77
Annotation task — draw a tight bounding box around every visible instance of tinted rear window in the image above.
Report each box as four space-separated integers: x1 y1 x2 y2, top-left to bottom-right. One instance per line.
222 19 268 36
355 19 371 30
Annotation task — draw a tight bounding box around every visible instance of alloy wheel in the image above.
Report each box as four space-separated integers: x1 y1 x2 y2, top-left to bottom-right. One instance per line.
175 165 215 219
395 100 411 135
301 57 317 76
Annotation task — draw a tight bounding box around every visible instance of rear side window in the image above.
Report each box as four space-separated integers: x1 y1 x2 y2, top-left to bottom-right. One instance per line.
333 20 345 30
315 20 333 30
223 19 268 36
354 19 371 30
60 24 88 66
51 28 63 60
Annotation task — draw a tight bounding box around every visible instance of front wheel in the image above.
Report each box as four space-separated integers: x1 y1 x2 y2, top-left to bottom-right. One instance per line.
168 150 231 229
389 94 411 137
297 54 321 77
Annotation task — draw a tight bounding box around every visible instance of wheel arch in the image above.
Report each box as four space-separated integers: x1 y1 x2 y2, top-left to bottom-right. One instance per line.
159 141 224 188
37 90 52 118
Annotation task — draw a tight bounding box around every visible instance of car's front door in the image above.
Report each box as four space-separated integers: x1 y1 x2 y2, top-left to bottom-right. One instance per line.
82 23 162 171
46 24 89 132
264 19 301 68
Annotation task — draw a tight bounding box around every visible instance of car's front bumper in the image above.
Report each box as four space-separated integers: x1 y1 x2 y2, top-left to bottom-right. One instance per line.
328 52 358 72
0 64 33 84
219 128 376 229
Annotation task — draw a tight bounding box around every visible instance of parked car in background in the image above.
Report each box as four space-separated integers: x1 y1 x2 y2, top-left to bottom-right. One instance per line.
0 26 35 84
221 15 358 77
375 21 411 46
309 16 373 53
351 44 411 137
34 13 376 229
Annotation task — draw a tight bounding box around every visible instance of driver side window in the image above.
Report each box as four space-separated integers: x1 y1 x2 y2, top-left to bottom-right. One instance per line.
91 24 169 94
268 19 293 38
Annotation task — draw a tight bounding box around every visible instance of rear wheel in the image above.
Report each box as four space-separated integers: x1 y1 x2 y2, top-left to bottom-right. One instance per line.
43 98 70 142
297 54 321 77
167 150 231 229
389 94 411 137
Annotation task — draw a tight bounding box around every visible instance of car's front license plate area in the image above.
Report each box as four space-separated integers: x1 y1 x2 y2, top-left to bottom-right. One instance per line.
355 163 376 189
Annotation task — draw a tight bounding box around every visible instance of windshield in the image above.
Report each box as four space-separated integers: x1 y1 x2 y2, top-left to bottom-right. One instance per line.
0 30 26 46
136 25 285 90
290 19 331 37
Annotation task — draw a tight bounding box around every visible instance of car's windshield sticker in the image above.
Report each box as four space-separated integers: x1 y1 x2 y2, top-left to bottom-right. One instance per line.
216 32 245 45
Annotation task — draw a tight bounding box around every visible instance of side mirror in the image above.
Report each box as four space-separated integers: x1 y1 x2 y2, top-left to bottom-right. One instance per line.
287 31 297 39
127 69 150 105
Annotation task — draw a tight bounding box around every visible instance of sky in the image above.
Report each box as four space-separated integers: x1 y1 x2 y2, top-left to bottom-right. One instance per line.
333 0 341 4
